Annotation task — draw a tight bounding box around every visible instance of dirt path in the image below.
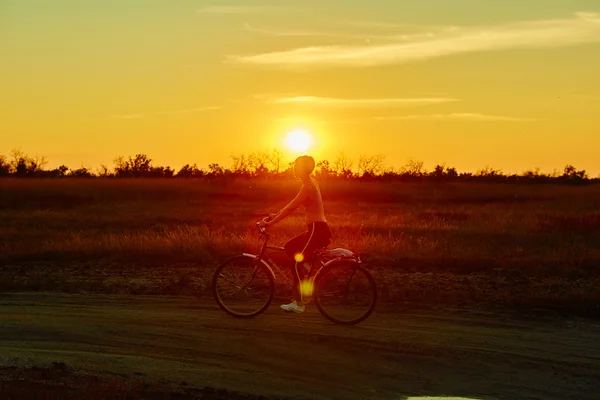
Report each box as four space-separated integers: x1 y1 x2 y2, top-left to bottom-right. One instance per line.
1 293 599 400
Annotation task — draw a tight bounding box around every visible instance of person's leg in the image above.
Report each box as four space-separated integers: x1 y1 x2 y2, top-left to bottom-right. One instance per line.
281 223 332 311
299 222 332 275
284 231 310 304
293 223 318 305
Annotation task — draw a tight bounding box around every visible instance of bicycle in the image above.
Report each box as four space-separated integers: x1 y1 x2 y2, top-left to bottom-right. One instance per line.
212 222 377 325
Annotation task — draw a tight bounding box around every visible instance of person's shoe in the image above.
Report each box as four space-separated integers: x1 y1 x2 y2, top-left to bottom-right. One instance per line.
280 301 305 313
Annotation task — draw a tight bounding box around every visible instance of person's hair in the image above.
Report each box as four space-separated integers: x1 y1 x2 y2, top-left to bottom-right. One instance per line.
295 155 315 176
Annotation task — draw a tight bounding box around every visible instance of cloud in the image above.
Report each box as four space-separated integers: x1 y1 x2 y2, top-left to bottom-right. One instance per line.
243 23 430 41
158 106 220 115
110 113 146 120
244 24 349 38
376 113 537 122
275 116 366 125
336 19 431 29
278 112 537 124
320 118 369 125
197 5 286 14
110 106 219 120
335 19 456 33
229 12 600 68
261 95 457 107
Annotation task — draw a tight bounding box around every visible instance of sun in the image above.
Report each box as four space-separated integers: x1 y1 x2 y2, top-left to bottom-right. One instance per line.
285 130 312 153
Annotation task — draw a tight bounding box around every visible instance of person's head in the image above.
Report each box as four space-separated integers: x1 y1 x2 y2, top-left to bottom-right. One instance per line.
294 155 315 179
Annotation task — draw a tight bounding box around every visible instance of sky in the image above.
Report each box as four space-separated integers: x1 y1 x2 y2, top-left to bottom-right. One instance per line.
2 0 600 175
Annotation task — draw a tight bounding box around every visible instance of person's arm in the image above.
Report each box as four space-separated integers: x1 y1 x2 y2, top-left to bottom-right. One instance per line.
267 185 308 226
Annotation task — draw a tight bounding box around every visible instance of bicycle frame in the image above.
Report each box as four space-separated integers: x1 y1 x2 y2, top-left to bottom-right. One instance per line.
243 228 294 287
247 225 362 292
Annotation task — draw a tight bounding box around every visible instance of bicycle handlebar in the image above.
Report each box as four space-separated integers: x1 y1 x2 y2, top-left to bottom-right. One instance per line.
256 217 272 237
256 222 267 235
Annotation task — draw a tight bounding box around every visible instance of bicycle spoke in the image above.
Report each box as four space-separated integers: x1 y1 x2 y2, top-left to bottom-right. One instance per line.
314 261 377 325
213 256 274 317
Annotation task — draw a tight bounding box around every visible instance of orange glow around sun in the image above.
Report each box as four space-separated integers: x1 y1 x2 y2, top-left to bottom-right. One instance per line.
285 130 312 153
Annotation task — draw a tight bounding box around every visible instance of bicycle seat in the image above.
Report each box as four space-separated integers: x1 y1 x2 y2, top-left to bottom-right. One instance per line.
314 247 355 261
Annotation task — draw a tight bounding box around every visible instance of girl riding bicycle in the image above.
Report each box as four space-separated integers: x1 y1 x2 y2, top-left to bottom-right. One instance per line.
257 155 331 313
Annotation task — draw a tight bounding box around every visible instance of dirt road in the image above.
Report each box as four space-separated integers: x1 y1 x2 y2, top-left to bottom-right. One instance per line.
1 293 599 400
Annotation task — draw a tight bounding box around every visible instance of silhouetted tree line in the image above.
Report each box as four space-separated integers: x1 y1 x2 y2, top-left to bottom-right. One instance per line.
0 149 596 184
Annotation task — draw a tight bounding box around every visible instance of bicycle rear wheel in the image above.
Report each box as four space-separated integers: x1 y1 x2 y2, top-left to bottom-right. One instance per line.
313 259 377 325
213 255 274 318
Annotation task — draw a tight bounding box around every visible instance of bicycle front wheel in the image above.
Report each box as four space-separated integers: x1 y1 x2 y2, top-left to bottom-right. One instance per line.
313 259 377 325
213 255 274 318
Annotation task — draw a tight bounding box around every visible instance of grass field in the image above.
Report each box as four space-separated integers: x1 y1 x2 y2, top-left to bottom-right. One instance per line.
1 178 600 316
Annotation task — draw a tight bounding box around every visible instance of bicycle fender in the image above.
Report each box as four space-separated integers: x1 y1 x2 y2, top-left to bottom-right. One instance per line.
242 253 277 281
322 256 360 268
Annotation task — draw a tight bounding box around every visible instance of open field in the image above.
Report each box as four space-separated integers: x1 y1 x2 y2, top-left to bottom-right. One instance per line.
1 293 600 400
1 178 600 316
1 179 600 399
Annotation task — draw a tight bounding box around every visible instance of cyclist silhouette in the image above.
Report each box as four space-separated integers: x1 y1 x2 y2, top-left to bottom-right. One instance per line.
257 155 331 313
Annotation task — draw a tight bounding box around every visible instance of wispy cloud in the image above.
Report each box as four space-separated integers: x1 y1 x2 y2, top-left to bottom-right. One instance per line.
244 24 347 38
320 118 369 125
243 23 441 43
275 116 367 125
197 5 287 14
158 106 220 115
230 12 600 68
376 113 537 122
275 111 537 125
261 95 457 108
110 106 219 120
336 20 436 30
110 113 146 120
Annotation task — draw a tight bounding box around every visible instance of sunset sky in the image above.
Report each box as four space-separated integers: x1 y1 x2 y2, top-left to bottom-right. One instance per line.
2 0 600 175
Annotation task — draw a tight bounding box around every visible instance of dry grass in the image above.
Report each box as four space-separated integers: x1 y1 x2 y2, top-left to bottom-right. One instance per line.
1 178 600 316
